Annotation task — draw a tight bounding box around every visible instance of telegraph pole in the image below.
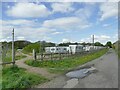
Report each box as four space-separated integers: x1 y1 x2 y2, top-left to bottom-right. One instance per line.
12 28 15 65
92 35 94 49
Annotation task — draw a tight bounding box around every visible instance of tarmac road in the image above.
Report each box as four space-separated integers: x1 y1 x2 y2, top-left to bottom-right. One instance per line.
74 48 118 88
37 49 118 88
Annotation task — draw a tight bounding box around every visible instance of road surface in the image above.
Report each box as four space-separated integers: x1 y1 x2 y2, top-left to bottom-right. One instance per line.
37 49 118 88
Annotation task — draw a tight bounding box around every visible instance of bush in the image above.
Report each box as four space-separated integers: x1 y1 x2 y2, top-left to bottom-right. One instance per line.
23 43 40 53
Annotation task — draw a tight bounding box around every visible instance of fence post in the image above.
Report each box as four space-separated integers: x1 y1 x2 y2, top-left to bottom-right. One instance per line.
41 53 43 61
50 53 52 60
59 53 61 60
33 49 36 60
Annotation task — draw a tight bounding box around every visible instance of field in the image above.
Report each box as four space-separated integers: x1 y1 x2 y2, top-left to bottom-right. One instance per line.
25 49 108 73
2 65 49 89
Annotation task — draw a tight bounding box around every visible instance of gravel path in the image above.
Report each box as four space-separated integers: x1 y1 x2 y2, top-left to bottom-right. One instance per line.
16 52 57 79
36 49 118 88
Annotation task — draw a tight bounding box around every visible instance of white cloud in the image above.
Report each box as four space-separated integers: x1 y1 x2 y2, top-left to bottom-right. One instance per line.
51 2 74 13
52 31 62 35
6 3 51 18
99 2 118 21
107 0 120 2
80 35 111 44
2 26 54 42
75 8 91 19
1 19 56 42
43 17 92 30
95 35 110 40
2 19 38 27
62 38 72 43
75 3 97 19
103 24 110 27
16 36 25 40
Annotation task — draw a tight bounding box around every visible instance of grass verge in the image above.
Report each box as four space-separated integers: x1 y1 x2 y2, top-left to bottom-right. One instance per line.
3 55 27 62
25 49 108 73
2 65 49 89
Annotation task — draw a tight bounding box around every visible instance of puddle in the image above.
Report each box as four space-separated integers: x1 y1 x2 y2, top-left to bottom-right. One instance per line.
66 67 97 78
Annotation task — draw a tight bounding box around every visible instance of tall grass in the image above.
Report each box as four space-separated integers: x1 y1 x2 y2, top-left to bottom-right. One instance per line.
2 65 48 89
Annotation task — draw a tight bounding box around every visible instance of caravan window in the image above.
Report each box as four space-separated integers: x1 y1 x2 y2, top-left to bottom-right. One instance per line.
64 48 67 50
76 46 78 49
51 48 55 51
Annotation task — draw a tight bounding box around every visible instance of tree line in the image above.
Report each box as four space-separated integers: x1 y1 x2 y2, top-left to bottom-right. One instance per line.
1 40 113 54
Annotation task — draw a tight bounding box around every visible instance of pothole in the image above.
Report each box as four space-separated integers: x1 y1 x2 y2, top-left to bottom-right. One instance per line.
66 66 97 79
64 66 98 88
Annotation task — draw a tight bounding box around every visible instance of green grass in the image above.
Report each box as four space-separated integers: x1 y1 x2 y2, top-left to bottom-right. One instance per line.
3 55 27 62
3 50 27 62
15 55 27 60
2 65 49 89
25 49 108 73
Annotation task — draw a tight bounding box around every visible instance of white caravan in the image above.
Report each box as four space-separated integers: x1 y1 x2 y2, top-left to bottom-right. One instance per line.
69 45 84 54
84 45 94 51
45 46 69 54
45 45 84 54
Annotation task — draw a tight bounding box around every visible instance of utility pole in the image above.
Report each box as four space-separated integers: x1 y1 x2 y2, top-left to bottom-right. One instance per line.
12 28 15 65
92 35 94 49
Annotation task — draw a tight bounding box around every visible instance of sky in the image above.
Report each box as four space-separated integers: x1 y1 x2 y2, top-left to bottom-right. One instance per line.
0 1 118 44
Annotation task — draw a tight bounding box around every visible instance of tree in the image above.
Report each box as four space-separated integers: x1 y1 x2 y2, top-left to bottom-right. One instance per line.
94 42 104 46
105 41 112 48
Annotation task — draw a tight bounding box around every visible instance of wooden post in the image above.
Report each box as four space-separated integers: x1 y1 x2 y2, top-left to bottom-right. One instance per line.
59 53 61 60
50 53 52 60
12 28 15 65
67 51 69 58
40 53 43 61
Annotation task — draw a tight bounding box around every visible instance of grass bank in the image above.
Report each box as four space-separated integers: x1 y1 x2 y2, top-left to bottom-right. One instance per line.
25 49 108 73
2 65 49 89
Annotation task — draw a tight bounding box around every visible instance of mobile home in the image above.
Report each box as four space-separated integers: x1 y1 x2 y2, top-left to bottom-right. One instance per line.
45 46 69 54
84 45 94 51
69 45 84 54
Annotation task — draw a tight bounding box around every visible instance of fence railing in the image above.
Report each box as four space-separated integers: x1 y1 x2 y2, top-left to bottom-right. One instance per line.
35 49 101 61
